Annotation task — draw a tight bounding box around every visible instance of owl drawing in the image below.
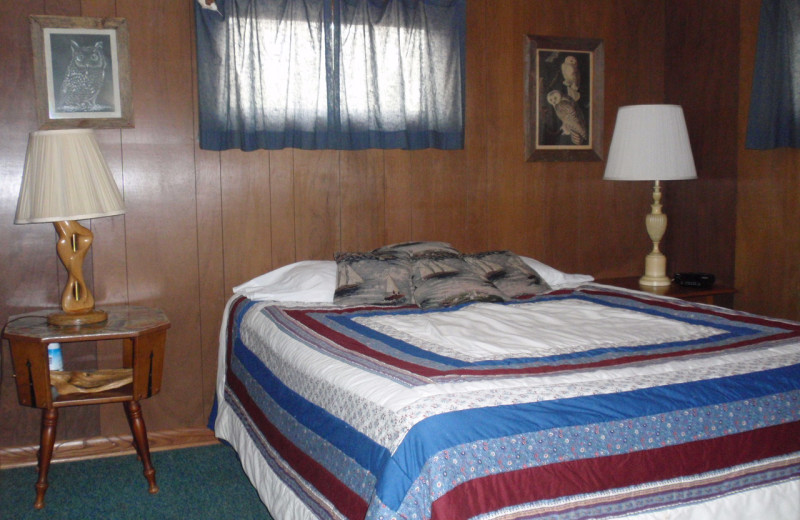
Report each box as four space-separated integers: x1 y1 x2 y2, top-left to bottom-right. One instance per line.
561 55 581 101
546 90 587 145
57 41 108 112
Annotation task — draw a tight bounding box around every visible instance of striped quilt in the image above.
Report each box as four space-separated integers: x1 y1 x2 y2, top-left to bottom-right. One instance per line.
217 286 800 519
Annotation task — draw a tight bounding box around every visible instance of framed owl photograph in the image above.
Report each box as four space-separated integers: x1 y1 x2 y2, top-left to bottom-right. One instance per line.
524 36 604 162
30 15 133 129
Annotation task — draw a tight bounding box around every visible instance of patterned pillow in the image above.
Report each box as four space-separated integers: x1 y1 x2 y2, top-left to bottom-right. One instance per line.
373 241 460 258
464 251 551 299
333 251 413 306
411 251 506 309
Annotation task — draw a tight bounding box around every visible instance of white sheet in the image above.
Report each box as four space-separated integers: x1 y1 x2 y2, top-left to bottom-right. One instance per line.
357 299 722 361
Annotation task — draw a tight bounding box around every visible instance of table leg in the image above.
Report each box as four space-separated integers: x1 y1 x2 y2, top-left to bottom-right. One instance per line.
34 408 58 509
123 400 159 494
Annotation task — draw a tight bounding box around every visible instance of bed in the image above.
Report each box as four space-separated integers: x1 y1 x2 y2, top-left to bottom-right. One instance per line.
211 243 800 520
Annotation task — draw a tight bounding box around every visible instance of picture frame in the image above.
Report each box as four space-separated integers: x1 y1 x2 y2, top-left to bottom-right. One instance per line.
30 15 133 129
524 36 604 162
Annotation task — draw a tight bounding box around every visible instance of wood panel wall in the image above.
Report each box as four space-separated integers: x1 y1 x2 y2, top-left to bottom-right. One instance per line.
664 0 739 285
0 0 756 450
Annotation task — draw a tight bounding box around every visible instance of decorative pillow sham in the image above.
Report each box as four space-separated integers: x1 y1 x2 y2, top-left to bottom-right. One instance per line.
333 251 414 306
411 251 506 309
373 241 460 258
464 251 550 299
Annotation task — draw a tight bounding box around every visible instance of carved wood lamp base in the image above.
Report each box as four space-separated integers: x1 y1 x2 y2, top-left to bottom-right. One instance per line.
47 309 108 327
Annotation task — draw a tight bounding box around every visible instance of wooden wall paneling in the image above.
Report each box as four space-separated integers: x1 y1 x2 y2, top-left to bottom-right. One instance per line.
462 0 489 253
45 0 81 14
484 0 545 257
187 6 227 422
586 0 667 279
407 149 471 249
0 1 99 449
0 1 49 448
339 150 385 252
98 0 204 435
194 146 226 420
221 150 273 289
382 150 413 246
665 0 738 284
270 149 298 268
293 150 341 260
735 0 763 315
81 0 116 15
736 149 800 319
549 2 613 276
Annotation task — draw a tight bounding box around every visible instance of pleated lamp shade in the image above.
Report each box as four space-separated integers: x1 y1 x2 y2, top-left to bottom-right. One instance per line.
603 105 697 182
15 129 125 224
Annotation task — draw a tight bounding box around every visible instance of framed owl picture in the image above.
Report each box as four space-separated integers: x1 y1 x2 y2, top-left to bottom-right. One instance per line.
30 15 133 129
524 36 603 162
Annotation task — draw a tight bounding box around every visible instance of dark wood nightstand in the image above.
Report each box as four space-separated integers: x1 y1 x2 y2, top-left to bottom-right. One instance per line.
595 276 736 307
2 306 170 509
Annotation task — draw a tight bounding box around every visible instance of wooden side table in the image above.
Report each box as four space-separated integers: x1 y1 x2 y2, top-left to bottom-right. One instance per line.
595 276 736 307
2 306 170 509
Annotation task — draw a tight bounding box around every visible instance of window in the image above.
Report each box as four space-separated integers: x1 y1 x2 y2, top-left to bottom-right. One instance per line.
195 0 466 151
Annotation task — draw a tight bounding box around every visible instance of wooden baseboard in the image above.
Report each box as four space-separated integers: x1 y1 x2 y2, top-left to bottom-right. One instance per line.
0 426 219 470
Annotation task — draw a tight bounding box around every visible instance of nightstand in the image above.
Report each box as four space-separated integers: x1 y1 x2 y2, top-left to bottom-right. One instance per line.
2 306 170 509
595 276 736 307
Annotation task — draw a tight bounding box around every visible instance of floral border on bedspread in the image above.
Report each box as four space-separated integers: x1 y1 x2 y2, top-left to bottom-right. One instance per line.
264 287 800 386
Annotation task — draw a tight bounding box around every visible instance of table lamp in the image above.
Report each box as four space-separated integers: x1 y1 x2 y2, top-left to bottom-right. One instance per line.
15 129 125 326
603 105 697 287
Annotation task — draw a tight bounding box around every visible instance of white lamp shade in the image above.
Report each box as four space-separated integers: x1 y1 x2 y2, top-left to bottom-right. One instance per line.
15 129 125 224
603 105 697 181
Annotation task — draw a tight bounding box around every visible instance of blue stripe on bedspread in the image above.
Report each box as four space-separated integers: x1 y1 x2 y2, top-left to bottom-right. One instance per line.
230 312 800 515
223 294 800 519
375 363 800 509
278 288 800 385
324 292 762 369
232 338 391 479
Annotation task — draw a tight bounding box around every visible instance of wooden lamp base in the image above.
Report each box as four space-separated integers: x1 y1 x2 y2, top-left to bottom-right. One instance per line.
47 309 108 327
51 221 107 327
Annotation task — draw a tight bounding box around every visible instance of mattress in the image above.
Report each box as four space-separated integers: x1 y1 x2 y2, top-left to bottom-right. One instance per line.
212 284 800 519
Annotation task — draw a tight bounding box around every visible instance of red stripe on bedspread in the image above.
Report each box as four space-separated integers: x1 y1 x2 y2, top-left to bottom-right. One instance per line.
287 307 445 377
225 297 369 519
284 292 800 380
228 367 368 520
430 421 800 520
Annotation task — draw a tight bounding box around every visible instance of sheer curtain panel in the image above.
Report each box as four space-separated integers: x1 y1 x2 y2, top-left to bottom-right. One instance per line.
746 0 800 149
195 0 466 151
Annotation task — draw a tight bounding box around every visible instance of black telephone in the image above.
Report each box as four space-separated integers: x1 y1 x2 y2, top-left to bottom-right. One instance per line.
673 272 715 289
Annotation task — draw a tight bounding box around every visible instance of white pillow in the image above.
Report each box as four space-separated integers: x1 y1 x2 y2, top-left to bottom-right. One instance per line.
520 256 594 288
233 260 337 302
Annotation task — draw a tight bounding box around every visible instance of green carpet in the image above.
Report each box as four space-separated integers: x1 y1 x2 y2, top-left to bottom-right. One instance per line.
0 444 273 519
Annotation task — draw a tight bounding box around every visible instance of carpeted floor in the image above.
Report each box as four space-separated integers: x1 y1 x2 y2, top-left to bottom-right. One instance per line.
0 444 273 519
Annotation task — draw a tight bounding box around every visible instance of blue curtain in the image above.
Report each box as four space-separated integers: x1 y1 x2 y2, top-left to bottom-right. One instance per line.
195 0 466 151
745 0 800 149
